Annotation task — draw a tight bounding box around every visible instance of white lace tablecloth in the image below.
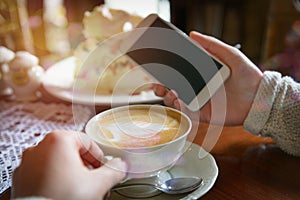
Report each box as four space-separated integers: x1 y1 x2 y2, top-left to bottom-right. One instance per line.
0 101 93 194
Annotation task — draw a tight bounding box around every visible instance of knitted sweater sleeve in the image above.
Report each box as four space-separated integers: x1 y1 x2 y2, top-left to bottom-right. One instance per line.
243 71 300 156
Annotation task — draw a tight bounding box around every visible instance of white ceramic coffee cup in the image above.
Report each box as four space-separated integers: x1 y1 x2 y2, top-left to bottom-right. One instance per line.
85 104 192 178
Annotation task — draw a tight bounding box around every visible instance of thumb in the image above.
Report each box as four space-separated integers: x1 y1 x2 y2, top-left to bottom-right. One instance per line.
93 158 127 190
189 31 235 56
189 31 248 69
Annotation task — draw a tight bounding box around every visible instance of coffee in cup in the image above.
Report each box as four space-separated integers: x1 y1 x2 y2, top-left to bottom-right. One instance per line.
95 106 185 148
85 104 192 178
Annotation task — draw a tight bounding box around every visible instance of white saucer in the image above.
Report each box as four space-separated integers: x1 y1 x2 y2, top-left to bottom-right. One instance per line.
109 142 218 199
42 57 162 106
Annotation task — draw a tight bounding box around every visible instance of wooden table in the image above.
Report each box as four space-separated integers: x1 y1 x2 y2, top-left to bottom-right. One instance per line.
1 88 300 200
194 124 300 199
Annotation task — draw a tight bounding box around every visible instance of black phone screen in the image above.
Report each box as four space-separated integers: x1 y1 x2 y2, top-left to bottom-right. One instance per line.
126 16 223 104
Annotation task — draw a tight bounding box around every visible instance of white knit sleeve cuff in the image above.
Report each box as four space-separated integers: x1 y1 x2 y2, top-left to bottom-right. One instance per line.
243 71 282 135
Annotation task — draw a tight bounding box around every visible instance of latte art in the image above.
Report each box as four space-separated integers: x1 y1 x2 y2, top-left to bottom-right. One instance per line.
114 121 166 138
97 108 181 148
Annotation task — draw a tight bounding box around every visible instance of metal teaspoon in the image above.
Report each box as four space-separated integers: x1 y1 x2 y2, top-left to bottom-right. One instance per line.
112 176 203 195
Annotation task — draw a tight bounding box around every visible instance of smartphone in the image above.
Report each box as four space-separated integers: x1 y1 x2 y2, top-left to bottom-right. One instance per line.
123 14 230 111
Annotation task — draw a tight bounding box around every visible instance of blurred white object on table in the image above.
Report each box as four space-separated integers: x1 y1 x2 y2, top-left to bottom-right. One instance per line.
4 51 45 101
0 46 14 96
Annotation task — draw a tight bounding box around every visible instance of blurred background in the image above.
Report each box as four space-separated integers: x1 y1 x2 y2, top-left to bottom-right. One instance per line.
1 0 300 80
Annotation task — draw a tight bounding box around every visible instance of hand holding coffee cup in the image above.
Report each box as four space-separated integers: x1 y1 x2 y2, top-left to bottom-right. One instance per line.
85 104 192 178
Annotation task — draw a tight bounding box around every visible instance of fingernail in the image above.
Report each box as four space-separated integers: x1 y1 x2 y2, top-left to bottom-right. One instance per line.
234 43 241 49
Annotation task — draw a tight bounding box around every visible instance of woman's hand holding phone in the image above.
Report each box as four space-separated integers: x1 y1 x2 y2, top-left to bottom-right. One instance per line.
155 31 263 126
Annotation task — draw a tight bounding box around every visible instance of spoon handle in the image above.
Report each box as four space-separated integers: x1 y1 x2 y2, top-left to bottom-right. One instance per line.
111 183 156 191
